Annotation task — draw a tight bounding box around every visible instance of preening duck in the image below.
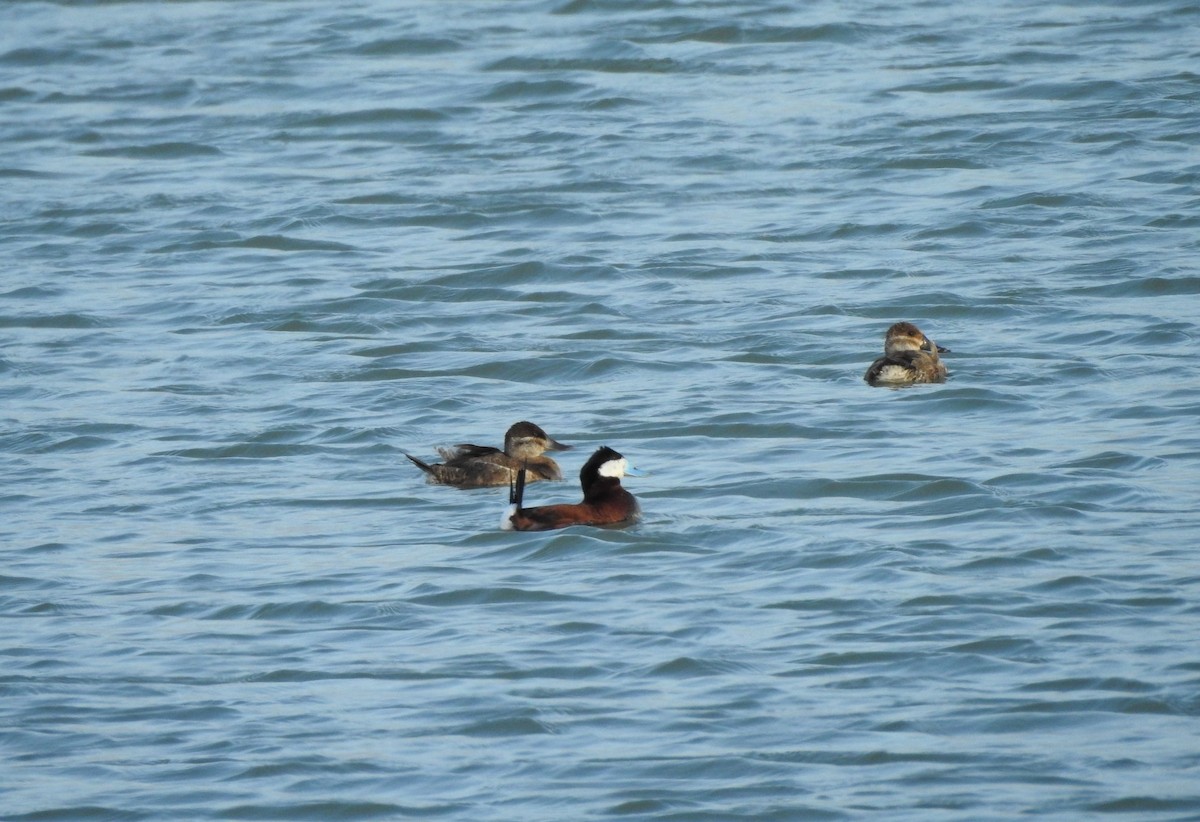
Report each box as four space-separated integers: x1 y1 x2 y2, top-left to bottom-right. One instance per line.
864 322 949 386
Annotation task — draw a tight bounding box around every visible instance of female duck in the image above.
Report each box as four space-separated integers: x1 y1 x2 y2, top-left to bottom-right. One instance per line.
502 446 642 531
406 421 570 488
864 322 950 386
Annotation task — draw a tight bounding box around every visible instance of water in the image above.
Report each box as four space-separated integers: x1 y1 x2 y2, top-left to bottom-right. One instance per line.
3 0 1199 819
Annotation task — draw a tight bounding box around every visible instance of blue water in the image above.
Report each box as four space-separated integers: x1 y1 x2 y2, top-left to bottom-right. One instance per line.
3 1 1199 819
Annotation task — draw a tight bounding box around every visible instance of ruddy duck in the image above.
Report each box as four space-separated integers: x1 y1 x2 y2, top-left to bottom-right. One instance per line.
864 321 950 386
406 421 570 488
501 445 643 531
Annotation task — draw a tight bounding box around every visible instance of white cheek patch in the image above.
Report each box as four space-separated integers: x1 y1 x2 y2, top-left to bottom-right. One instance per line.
597 457 626 478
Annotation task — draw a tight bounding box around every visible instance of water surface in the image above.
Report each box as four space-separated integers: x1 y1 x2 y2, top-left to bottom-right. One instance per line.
3 1 1199 819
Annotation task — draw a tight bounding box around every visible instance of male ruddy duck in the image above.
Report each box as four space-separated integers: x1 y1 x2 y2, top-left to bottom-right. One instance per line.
864 321 950 386
501 445 643 531
406 421 570 488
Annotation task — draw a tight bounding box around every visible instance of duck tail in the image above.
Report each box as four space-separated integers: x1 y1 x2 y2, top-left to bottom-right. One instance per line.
511 464 527 507
405 453 434 474
501 465 528 531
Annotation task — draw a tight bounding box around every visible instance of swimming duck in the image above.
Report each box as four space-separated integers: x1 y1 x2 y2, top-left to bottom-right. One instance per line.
864 322 950 386
501 445 643 531
406 421 570 488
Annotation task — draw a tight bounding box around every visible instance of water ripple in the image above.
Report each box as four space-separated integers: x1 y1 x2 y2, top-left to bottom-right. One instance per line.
2 0 1198 820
